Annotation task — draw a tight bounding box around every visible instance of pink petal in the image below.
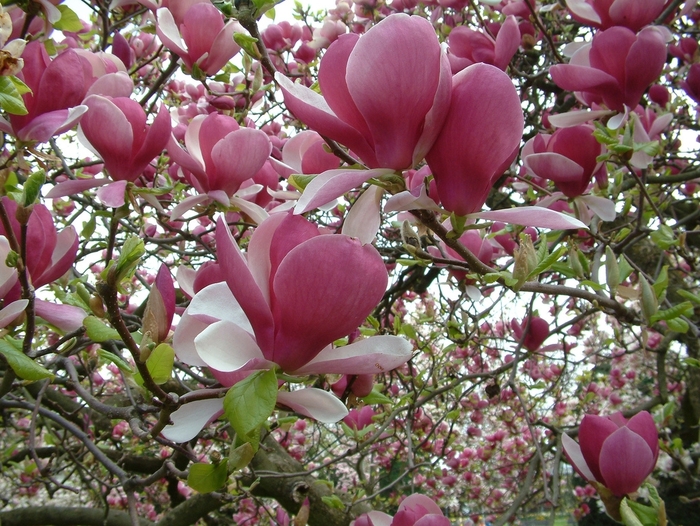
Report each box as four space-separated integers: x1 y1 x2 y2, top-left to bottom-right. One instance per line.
161 398 224 442
34 227 78 287
46 178 110 199
562 432 597 482
0 299 28 329
579 414 620 483
294 168 393 214
524 152 585 182
469 207 587 230
170 194 212 222
86 71 134 98
341 186 383 244
271 235 388 371
494 16 521 70
577 195 617 222
276 388 348 423
292 335 412 375
96 180 128 208
398 494 444 516
34 299 86 333
565 0 602 25
599 426 656 496
625 411 659 460
210 128 271 195
156 7 188 55
216 217 275 353
18 106 88 143
201 20 242 75
346 14 443 169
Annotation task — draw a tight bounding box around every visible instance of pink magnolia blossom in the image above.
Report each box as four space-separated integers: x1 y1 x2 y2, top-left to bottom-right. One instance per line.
510 316 550 352
281 130 341 175
550 26 667 112
448 15 520 72
0 41 131 142
562 411 659 497
167 113 272 206
277 13 451 170
0 197 78 303
355 494 450 526
0 236 28 329
162 213 411 441
79 95 171 182
156 0 242 76
565 0 666 32
682 63 700 105
522 125 606 198
425 62 524 216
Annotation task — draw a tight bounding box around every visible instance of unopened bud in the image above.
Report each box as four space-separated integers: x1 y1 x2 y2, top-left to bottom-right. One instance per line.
513 234 537 288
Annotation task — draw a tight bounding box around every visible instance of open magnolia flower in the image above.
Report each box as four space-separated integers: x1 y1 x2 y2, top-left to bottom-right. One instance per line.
354 494 450 526
162 212 412 442
562 411 659 498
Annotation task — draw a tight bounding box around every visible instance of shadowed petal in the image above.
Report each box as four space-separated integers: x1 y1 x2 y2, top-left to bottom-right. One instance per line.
599 426 656 496
469 207 587 230
562 432 596 482
579 414 620 483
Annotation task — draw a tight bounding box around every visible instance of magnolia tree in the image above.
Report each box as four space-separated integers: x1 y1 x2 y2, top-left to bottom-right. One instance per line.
0 0 699 525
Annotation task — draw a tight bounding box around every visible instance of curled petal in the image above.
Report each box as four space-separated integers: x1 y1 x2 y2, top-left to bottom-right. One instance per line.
161 398 224 443
277 388 348 423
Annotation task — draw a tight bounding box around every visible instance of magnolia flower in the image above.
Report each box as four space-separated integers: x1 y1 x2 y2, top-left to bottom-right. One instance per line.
448 15 520 73
162 213 412 442
425 62 524 216
277 13 451 170
0 235 27 329
0 5 25 77
550 26 667 113
510 316 550 352
563 411 659 497
167 113 271 218
522 125 606 198
355 494 450 526
565 0 666 32
156 0 242 76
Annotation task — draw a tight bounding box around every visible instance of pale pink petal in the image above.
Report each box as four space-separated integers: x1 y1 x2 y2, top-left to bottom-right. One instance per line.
161 398 224 442
562 433 596 482
170 194 212 222
565 0 602 24
384 187 442 213
293 335 412 375
294 168 393 214
96 180 128 208
548 109 614 128
34 299 85 333
342 186 383 244
229 196 269 225
176 266 197 298
0 299 28 329
18 106 88 143
194 320 267 372
364 512 392 526
577 195 616 221
399 495 443 516
277 388 348 423
414 515 450 526
46 178 110 199
469 207 587 230
156 7 188 55
85 71 134 98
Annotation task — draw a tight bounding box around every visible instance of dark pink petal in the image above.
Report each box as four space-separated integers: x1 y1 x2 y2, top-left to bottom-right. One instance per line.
17 107 88 143
599 426 656 496
34 49 88 117
267 215 320 293
608 0 666 32
346 14 442 169
33 227 78 287
626 411 659 462
549 64 619 94
318 34 372 140
494 16 521 70
81 95 134 179
414 515 451 526
155 264 176 334
130 104 170 180
271 235 387 371
210 128 271 195
579 414 620 483
623 27 667 109
180 3 224 68
215 217 275 355
525 152 584 182
426 63 523 216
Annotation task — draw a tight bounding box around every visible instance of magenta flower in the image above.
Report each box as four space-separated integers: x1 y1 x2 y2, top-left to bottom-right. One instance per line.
355 494 450 526
156 0 241 76
0 198 78 304
550 26 667 112
448 15 520 72
425 63 524 216
162 213 412 441
522 125 606 198
510 316 550 352
563 411 659 497
79 95 171 182
167 113 271 200
565 0 666 32
682 63 700 105
277 14 451 170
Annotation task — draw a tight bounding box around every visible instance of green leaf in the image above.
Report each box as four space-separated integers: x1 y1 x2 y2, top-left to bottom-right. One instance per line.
233 32 260 58
652 266 668 300
146 343 174 384
0 76 28 115
675 289 700 304
97 349 133 374
619 499 644 526
9 77 31 96
0 338 53 381
223 369 277 450
650 301 694 324
639 275 658 323
605 245 619 293
53 5 85 32
287 173 315 192
361 387 392 405
624 500 659 526
665 317 689 333
114 236 144 283
580 280 605 291
84 316 121 342
650 224 676 250
321 495 345 510
22 170 45 207
228 442 255 471
683 357 700 368
187 460 228 493
81 215 96 239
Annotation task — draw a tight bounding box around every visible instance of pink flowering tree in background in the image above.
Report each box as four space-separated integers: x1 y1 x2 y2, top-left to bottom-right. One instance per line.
0 0 699 525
